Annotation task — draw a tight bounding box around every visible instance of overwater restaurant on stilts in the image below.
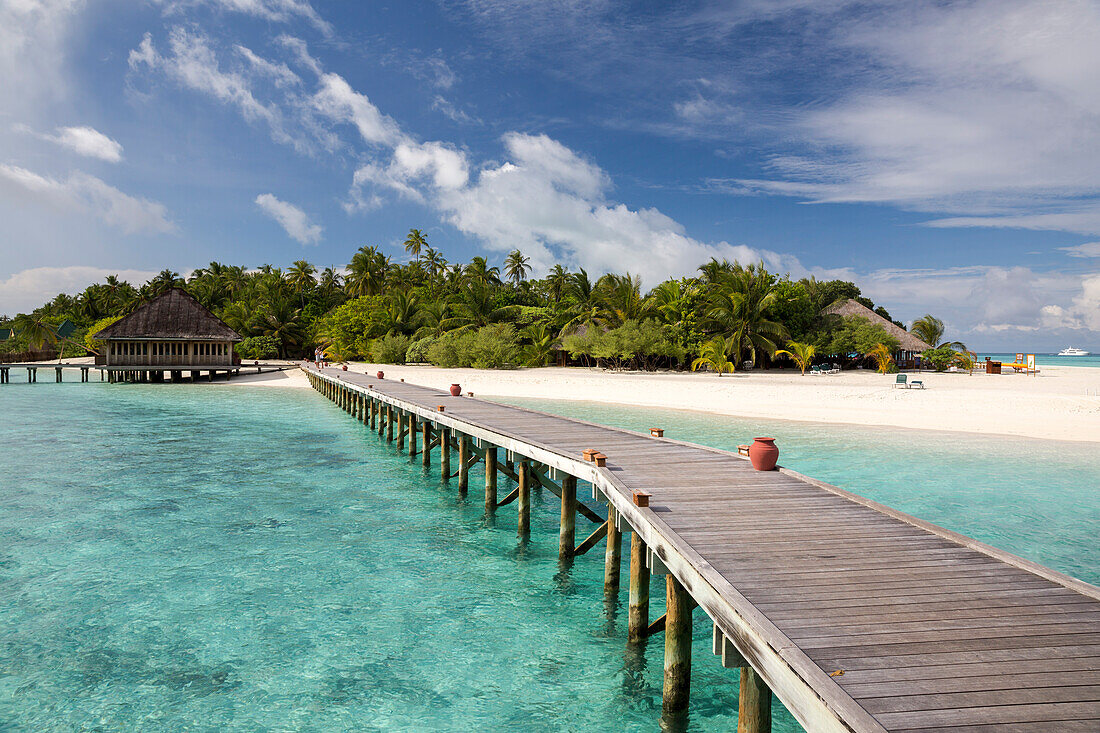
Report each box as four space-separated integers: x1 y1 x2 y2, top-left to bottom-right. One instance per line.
93 288 243 383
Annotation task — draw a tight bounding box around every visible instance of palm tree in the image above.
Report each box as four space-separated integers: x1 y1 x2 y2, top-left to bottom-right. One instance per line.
422 247 447 278
319 266 342 294
260 300 305 357
148 269 183 295
707 264 788 367
443 283 519 330
504 249 531 286
523 322 557 367
346 246 388 297
287 260 317 294
404 228 428 263
910 314 966 350
546 264 569 301
691 337 735 376
868 342 895 374
465 257 501 287
775 341 816 375
596 273 646 327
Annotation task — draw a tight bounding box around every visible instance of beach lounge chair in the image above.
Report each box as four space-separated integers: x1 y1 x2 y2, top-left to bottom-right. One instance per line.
894 374 908 389
810 365 822 375
910 377 925 389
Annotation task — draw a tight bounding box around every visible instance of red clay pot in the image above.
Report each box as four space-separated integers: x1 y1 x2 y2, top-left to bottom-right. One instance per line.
449 384 462 397
341 365 348 371
749 437 779 471
376 371 384 379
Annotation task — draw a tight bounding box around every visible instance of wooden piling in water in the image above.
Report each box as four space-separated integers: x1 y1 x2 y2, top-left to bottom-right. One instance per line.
663 575 692 715
484 446 497 512
605 506 622 595
386 405 394 441
397 410 406 450
458 434 470 494
422 421 431 467
559 475 577 561
517 460 530 537
409 414 418 457
738 666 772 733
628 529 650 642
440 426 451 479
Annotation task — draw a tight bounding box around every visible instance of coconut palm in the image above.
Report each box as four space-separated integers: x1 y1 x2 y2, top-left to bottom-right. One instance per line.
346 246 388 297
691 336 735 376
422 247 447 278
546 264 569 301
596 273 646 326
465 257 501 287
775 341 816 375
287 260 317 294
404 228 428 263
523 322 557 367
148 269 183 295
868 342 894 374
910 314 966 350
504 249 531 286
707 265 788 367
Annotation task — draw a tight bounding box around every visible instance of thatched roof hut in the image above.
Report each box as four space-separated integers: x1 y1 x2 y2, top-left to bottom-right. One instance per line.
93 288 241 370
822 299 932 353
94 288 240 342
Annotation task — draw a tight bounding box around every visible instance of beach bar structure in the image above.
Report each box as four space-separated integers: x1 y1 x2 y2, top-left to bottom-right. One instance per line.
304 364 1100 731
92 288 242 383
822 299 932 367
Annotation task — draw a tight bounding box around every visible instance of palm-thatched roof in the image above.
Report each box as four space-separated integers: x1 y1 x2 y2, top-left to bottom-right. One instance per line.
822 298 932 353
93 288 241 341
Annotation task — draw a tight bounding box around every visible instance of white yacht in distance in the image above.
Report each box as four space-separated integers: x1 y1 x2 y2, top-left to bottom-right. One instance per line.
1057 347 1090 356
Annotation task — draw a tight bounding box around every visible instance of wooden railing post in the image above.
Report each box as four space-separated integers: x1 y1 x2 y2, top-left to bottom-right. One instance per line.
628 530 651 642
559 475 577 561
663 575 692 715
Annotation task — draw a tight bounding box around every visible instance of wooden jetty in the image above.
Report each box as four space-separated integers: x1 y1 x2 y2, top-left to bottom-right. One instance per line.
305 365 1100 732
0 362 294 384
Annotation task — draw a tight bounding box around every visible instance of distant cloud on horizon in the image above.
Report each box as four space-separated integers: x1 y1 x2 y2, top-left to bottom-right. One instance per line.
254 192 323 245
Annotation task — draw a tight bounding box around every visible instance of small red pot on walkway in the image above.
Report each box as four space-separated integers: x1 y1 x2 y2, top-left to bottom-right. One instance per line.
749 437 779 471
376 371 384 379
449 384 462 396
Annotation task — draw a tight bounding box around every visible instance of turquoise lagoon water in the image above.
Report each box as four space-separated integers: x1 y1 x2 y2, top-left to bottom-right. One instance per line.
1 379 1097 732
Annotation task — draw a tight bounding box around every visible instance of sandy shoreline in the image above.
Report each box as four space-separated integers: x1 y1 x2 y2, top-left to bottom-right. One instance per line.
22 358 1099 441
330 362 1100 443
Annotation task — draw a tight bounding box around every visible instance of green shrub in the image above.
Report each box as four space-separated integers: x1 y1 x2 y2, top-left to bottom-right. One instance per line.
237 334 282 359
427 330 475 368
921 345 959 372
84 315 122 354
373 333 411 364
471 323 521 369
406 336 436 363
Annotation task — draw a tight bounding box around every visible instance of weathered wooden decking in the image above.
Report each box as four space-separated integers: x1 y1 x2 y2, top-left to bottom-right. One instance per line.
311 366 1100 732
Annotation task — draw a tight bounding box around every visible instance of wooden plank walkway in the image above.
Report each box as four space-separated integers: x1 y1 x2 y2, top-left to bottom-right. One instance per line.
311 366 1100 732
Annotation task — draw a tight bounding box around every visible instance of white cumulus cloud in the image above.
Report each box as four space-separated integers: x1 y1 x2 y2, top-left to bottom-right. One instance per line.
254 192 322 244
41 125 123 162
0 266 161 316
0 163 173 234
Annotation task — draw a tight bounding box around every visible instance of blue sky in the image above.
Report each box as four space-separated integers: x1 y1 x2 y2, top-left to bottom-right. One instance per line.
1 0 1099 350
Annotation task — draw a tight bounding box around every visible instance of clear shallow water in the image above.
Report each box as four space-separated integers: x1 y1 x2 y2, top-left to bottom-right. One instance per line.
0 382 759 732
983 352 1100 369
1 381 1097 732
498 397 1100 585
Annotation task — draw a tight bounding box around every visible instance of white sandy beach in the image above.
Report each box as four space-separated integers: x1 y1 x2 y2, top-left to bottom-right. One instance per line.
330 362 1100 443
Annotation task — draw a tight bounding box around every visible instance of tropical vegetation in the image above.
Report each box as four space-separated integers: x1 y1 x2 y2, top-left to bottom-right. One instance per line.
1 229 957 372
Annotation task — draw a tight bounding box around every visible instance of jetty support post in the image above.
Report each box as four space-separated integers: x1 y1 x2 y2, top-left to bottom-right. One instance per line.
605 506 622 595
662 575 693 716
409 414 418 457
397 410 406 451
739 667 772 733
441 426 451 479
422 421 431 467
484 446 498 512
386 405 394 442
370 398 377 429
517 459 530 537
559 475 577 561
628 529 651 642
458 434 470 495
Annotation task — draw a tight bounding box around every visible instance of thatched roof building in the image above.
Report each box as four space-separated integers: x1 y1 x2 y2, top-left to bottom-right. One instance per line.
822 298 932 354
94 288 241 370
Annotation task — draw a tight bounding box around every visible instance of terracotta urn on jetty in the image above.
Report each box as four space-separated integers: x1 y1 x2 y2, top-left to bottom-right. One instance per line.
749 437 779 471
376 371 384 379
341 364 348 371
449 384 462 396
